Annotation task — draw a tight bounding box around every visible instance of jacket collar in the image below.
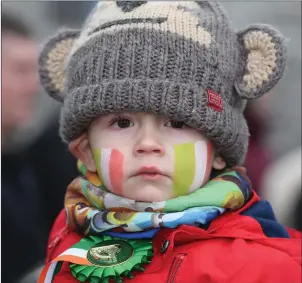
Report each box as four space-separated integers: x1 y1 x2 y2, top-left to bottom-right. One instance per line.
153 190 273 252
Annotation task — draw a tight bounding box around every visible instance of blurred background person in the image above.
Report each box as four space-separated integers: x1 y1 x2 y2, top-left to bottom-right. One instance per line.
243 96 302 231
1 12 46 283
2 3 94 282
243 94 274 194
2 13 39 146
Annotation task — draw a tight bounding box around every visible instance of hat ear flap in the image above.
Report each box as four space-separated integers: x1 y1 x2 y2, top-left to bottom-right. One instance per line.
39 29 80 103
235 24 287 100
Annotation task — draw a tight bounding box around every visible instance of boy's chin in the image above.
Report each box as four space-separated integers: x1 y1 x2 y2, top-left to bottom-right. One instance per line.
122 184 173 202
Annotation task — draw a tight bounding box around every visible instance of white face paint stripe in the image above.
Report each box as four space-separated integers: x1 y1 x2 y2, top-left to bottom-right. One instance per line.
189 141 208 193
101 148 113 192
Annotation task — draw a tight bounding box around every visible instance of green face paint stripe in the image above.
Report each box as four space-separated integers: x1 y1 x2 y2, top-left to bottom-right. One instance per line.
81 163 87 175
173 143 196 196
77 161 87 176
92 148 105 185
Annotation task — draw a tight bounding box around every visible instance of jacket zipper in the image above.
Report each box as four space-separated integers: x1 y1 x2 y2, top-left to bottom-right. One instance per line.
47 226 69 262
166 253 187 283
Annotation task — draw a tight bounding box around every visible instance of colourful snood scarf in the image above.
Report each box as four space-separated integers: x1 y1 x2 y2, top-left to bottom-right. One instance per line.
64 161 252 239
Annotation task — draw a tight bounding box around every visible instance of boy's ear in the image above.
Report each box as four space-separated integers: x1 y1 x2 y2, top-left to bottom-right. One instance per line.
69 133 97 172
212 155 226 170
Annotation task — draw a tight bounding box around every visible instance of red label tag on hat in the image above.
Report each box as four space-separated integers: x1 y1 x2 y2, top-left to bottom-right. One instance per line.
207 89 223 112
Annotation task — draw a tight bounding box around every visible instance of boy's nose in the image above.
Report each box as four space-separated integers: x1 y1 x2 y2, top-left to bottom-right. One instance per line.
133 132 165 156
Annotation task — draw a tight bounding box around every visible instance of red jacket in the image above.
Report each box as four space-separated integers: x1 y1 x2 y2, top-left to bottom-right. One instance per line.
44 191 301 283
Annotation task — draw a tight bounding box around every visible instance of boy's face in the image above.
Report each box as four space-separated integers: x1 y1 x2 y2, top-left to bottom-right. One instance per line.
70 112 226 202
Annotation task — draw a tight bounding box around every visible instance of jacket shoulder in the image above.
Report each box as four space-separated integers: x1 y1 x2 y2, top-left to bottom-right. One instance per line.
179 234 301 283
226 238 301 283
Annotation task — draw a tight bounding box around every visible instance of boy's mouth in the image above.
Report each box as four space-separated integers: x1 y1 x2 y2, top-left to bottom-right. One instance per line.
132 166 168 180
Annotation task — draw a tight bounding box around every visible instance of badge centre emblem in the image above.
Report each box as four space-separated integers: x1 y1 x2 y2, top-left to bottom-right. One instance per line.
87 239 134 266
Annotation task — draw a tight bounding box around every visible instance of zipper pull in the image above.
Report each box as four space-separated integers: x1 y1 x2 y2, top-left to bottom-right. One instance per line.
48 226 69 249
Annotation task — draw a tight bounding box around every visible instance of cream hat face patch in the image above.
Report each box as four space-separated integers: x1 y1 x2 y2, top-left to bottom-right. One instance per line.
69 1 213 59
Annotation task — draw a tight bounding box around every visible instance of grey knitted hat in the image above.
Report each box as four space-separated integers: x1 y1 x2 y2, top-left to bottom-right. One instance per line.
39 1 287 166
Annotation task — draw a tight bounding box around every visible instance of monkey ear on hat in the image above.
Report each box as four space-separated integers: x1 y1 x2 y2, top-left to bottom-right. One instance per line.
235 24 287 100
38 29 80 103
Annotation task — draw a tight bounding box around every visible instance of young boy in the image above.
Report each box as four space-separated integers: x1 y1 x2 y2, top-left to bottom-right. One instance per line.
38 2 301 282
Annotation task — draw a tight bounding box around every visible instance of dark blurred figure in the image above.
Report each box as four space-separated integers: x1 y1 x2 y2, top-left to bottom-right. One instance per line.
1 12 44 283
29 120 78 239
2 13 39 141
244 97 273 193
2 12 78 283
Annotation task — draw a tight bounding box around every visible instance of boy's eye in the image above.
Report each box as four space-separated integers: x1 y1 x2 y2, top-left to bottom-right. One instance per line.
113 118 134 128
165 120 186 129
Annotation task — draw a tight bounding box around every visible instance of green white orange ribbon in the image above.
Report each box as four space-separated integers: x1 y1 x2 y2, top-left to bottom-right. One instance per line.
39 235 153 283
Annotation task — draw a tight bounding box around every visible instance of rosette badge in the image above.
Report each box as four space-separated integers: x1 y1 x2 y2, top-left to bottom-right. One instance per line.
69 235 154 283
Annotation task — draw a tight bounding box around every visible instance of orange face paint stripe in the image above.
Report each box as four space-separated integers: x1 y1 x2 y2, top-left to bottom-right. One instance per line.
109 149 124 195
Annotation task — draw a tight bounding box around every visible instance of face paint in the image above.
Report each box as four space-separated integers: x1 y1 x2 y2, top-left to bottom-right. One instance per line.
172 140 213 196
92 148 124 195
92 140 212 198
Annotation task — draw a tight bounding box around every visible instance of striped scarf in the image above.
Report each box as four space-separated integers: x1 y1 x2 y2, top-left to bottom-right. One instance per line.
64 162 252 237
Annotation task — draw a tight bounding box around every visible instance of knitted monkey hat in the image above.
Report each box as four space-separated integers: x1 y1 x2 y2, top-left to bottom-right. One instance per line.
39 1 287 166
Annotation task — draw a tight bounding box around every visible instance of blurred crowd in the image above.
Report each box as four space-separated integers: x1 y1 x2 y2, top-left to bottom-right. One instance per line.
1 2 301 283
2 12 78 283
